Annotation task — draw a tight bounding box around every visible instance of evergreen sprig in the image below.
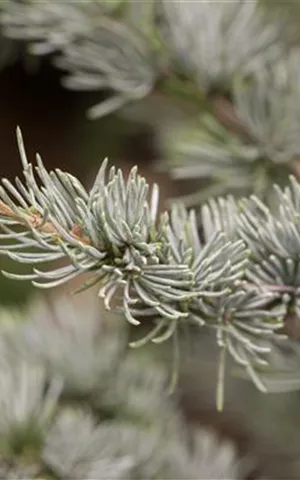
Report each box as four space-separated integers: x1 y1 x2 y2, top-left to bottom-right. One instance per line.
1 130 300 410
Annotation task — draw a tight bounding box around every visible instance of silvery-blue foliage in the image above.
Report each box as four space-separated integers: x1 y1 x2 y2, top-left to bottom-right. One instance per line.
1 0 293 121
98 354 174 424
55 17 159 119
238 177 300 311
42 408 250 480
161 0 290 92
233 48 300 165
42 409 139 479
17 295 124 396
0 1 299 477
162 427 251 480
1 0 160 118
1 131 300 409
165 45 300 206
0 362 61 449
1 1 121 53
164 112 263 206
0 294 252 479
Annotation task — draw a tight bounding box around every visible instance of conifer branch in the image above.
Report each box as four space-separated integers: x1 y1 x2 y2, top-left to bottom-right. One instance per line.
0 129 298 408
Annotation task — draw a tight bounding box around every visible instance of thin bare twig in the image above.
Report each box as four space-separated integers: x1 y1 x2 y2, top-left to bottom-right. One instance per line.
0 200 91 245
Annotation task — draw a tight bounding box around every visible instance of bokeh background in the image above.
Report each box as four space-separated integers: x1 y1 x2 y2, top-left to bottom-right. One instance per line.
1 1 300 478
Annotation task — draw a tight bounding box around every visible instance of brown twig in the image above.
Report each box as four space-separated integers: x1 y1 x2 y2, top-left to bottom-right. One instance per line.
209 93 255 143
0 200 91 245
282 310 300 341
289 158 300 182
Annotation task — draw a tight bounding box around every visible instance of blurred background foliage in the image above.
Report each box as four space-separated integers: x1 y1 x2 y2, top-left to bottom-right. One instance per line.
1 1 300 478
